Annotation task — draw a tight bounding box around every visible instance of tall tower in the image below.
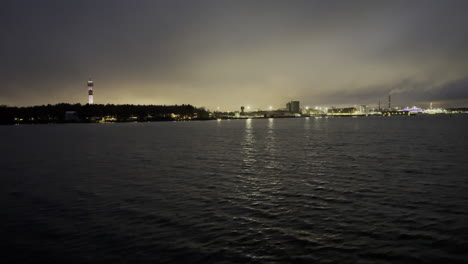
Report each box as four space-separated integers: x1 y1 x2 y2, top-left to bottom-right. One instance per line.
88 78 94 104
388 95 391 110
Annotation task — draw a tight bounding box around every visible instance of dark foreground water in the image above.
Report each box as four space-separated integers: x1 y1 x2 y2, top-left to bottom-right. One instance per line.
1 115 468 263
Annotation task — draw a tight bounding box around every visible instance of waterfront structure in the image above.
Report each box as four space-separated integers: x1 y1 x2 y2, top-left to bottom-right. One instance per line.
265 110 297 118
327 107 357 116
286 100 300 114
88 78 94 104
402 106 424 114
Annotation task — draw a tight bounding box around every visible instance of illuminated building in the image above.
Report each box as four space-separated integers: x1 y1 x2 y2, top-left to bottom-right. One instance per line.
359 105 368 115
327 107 356 115
88 78 94 104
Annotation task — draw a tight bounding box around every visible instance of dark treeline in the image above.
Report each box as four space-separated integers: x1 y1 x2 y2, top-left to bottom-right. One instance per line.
0 103 210 124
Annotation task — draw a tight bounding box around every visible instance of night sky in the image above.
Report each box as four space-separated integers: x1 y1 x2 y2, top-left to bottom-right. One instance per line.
2 0 468 109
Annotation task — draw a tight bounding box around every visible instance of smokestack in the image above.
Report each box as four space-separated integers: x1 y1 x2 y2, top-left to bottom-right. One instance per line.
388 95 391 110
88 78 94 104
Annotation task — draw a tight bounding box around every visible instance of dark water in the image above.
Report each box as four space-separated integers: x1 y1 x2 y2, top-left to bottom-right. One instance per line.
2 115 468 263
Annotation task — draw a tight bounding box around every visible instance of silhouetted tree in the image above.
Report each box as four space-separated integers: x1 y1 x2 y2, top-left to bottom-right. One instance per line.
0 103 211 124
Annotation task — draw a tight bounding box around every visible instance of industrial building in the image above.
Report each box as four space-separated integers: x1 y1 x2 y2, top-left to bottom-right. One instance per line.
286 100 300 114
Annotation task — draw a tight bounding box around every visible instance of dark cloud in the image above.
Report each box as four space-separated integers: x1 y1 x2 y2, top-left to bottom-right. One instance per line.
317 77 468 108
1 0 467 108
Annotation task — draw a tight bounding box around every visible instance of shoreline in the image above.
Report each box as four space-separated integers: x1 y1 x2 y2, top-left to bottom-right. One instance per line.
2 112 465 126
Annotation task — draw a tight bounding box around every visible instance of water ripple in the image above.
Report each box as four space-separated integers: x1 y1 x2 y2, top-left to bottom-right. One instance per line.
1 116 468 263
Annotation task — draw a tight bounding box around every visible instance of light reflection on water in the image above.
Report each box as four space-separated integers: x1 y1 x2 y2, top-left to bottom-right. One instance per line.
265 118 278 170
241 118 255 171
